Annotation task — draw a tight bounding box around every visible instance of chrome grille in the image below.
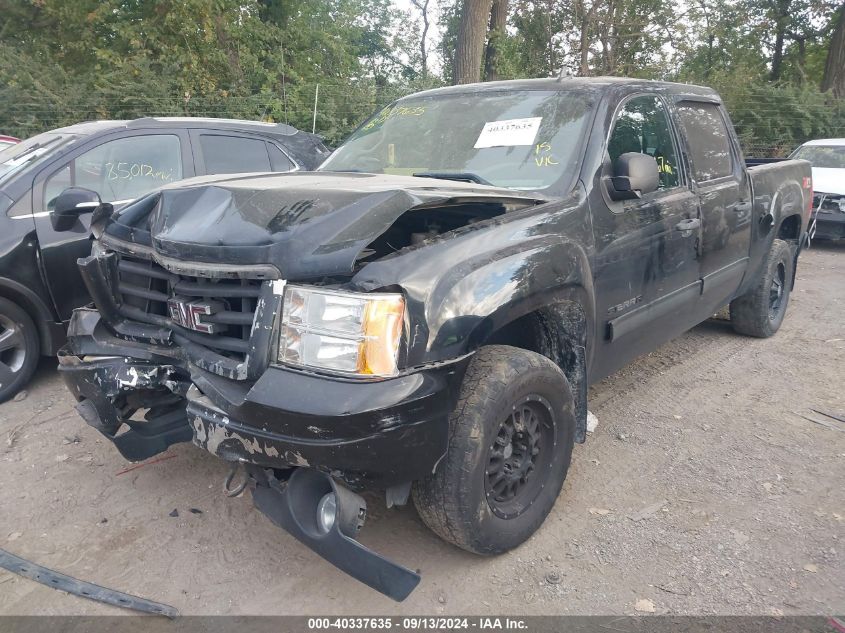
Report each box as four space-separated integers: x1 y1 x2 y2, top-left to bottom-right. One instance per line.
115 254 262 362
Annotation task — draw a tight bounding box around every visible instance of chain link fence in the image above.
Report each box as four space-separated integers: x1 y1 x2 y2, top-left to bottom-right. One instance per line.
3 83 844 155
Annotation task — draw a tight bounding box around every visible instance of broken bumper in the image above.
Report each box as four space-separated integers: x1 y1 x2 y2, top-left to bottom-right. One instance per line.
58 308 463 599
249 467 420 601
187 360 460 488
59 309 461 487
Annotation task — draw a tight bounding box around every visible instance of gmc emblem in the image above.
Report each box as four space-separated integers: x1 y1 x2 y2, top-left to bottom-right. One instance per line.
167 298 223 334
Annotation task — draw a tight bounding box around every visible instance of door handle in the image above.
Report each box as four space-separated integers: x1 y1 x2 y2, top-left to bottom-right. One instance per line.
733 201 752 214
675 218 701 232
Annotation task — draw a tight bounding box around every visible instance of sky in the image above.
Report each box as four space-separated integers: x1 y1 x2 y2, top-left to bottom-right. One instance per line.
394 0 444 72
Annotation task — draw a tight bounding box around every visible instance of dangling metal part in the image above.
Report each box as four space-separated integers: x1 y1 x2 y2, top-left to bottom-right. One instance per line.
0 548 178 618
223 461 249 497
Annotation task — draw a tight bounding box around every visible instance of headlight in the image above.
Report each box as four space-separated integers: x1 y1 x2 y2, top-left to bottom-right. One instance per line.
278 285 405 377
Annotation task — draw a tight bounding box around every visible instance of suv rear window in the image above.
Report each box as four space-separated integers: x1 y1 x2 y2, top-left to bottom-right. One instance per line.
200 135 272 174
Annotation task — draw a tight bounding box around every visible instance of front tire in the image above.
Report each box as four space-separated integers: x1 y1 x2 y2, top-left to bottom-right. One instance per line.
413 345 575 555
0 297 39 403
730 238 794 338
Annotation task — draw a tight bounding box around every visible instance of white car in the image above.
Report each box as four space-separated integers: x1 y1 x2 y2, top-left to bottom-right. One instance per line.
790 138 845 240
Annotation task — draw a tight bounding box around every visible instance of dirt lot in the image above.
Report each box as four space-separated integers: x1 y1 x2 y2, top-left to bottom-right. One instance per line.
0 243 843 617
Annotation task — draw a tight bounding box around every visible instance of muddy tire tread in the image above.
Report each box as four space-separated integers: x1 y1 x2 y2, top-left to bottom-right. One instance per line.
412 345 572 554
730 239 793 338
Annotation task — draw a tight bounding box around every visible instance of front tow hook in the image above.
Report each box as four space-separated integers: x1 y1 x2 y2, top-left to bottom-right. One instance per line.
246 467 421 601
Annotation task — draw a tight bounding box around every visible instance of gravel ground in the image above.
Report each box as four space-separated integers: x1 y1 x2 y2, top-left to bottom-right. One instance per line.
0 243 843 616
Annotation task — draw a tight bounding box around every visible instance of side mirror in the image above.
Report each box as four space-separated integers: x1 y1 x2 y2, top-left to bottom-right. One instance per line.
51 187 102 231
607 152 659 201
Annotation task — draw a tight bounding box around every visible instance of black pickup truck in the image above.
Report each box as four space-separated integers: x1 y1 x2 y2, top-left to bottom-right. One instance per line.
56 78 812 600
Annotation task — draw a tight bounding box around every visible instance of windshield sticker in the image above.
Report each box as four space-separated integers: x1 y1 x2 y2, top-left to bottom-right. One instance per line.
104 161 176 183
474 117 542 149
362 105 426 131
534 141 559 167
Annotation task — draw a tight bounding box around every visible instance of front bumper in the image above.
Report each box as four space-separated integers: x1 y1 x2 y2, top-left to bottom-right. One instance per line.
59 307 464 599
248 467 420 601
811 210 845 240
59 310 463 488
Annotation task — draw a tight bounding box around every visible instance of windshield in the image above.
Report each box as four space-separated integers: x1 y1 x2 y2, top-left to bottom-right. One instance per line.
791 145 845 169
321 90 593 193
0 132 79 186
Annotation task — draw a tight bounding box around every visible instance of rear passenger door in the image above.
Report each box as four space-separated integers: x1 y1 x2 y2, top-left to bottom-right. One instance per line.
675 100 752 306
191 131 298 176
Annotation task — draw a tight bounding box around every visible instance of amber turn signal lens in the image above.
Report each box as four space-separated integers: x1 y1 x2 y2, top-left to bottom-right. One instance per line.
359 295 405 376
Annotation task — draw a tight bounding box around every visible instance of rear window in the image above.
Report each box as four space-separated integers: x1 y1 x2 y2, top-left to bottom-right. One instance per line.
677 102 734 181
200 135 272 174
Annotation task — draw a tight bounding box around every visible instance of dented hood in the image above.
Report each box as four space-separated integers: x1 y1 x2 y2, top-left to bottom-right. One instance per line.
101 172 545 279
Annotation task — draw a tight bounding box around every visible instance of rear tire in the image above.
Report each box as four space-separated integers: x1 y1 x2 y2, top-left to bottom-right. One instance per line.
730 238 793 338
413 345 575 555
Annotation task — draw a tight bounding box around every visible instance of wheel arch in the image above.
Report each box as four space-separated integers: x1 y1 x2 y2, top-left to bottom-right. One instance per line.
0 277 59 356
473 287 594 443
776 212 802 242
775 212 803 290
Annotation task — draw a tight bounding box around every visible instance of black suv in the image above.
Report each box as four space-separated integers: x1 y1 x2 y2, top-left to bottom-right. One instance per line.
0 118 329 400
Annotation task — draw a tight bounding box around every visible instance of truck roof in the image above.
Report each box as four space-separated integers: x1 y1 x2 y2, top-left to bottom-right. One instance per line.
404 76 720 101
47 117 303 137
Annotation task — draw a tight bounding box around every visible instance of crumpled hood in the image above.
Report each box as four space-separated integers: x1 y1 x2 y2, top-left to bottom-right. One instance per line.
812 167 845 196
101 171 545 279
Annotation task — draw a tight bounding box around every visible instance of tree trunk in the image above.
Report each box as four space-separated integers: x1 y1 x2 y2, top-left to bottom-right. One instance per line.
769 0 791 81
577 1 598 76
822 3 845 98
454 0 495 84
579 14 590 75
795 36 806 84
411 0 431 78
484 0 508 80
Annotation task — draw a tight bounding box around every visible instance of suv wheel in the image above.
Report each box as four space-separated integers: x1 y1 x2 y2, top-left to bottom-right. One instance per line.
0 297 40 403
413 345 575 554
730 238 794 338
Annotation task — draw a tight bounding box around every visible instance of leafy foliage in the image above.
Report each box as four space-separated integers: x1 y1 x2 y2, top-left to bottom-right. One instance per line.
0 0 842 154
448 0 845 154
0 0 436 145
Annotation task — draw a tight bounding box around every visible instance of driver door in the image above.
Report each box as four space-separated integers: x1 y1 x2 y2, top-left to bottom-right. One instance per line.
589 93 702 380
32 131 192 320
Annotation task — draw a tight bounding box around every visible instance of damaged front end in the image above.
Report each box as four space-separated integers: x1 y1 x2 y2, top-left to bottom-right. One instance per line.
57 172 544 599
58 209 480 599
59 306 431 600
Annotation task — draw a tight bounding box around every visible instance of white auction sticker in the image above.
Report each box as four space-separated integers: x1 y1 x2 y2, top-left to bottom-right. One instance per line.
474 117 542 149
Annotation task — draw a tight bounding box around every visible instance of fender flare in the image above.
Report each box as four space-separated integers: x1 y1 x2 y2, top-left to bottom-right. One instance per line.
423 235 596 363
770 182 805 291
424 238 595 443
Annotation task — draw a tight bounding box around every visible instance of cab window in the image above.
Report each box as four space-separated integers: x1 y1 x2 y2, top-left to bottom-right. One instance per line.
44 135 182 208
608 95 680 190
676 102 734 181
